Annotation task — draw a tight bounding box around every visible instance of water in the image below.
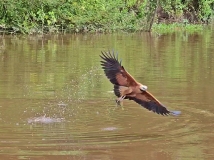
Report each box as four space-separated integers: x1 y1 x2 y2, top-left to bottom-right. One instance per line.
0 31 214 160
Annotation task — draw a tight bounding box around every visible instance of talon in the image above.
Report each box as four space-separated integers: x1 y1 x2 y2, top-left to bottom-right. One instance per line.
116 100 121 106
116 95 126 106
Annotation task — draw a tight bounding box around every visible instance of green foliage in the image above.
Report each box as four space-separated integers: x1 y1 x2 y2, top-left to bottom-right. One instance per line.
152 23 203 34
0 0 148 33
199 0 213 22
0 0 213 34
158 0 214 23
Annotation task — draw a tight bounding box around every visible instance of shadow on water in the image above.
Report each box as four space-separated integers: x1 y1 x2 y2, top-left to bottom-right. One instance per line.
0 31 214 159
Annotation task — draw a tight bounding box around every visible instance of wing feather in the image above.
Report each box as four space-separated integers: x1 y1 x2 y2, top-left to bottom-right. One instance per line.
100 51 138 86
128 91 170 115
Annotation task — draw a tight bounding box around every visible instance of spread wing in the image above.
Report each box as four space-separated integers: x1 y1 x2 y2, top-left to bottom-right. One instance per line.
100 51 138 86
100 51 181 116
128 91 171 115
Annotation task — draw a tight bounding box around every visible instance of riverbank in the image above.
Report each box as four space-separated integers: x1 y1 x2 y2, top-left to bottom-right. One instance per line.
0 0 213 34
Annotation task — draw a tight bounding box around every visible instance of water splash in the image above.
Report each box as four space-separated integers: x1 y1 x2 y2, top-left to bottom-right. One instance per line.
170 111 181 116
28 115 65 124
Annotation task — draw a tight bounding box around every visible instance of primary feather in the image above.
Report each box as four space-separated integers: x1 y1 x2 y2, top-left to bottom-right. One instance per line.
100 51 123 85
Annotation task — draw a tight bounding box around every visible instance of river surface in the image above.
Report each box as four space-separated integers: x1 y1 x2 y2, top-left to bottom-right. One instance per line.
0 30 214 160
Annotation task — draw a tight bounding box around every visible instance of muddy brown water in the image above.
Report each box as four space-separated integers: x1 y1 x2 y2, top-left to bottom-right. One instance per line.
0 31 214 160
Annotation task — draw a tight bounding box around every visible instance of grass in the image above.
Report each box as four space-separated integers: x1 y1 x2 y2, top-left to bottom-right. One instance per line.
152 23 204 34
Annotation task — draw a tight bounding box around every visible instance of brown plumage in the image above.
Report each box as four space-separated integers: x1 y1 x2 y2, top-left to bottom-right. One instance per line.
100 51 180 116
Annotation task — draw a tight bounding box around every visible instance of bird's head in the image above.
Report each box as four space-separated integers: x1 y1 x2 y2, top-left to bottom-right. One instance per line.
140 85 148 91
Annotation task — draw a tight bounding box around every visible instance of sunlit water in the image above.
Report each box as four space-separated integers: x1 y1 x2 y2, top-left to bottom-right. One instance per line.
0 31 214 160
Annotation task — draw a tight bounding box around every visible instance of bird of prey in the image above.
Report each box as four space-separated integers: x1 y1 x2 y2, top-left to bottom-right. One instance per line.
100 51 180 116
